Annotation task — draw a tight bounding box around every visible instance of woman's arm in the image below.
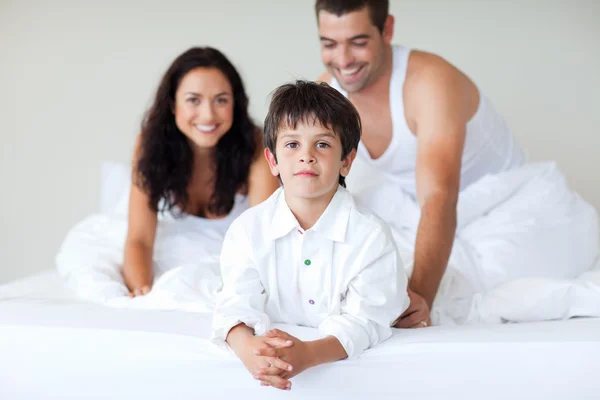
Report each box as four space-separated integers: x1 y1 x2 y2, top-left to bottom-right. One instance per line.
122 137 158 296
247 130 280 207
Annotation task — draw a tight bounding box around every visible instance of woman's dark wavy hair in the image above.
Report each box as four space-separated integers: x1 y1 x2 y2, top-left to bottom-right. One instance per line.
135 47 257 216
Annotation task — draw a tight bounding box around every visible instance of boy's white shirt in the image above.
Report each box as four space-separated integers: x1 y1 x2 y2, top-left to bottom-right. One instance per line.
211 185 409 359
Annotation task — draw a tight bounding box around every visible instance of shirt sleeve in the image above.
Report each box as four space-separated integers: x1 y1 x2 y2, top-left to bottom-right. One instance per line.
210 218 270 345
318 225 409 359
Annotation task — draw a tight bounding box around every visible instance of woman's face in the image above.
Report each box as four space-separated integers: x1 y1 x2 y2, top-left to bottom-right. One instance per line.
174 67 234 150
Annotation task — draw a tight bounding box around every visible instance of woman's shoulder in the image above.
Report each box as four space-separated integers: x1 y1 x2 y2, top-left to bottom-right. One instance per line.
246 128 280 206
250 126 264 158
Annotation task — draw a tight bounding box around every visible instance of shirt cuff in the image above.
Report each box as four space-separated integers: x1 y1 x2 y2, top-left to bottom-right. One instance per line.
319 316 369 360
210 315 271 348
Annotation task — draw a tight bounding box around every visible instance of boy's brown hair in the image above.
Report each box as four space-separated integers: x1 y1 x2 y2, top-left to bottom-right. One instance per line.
263 80 361 188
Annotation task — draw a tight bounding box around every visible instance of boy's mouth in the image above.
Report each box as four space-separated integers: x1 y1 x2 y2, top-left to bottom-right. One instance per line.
294 170 318 177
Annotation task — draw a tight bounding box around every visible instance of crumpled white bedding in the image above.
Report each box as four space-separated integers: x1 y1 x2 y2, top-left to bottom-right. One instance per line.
56 213 225 312
56 161 600 325
359 162 600 325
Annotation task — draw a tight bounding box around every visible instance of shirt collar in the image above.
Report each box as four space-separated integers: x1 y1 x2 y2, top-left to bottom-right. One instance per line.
268 189 300 240
268 185 352 243
311 186 351 243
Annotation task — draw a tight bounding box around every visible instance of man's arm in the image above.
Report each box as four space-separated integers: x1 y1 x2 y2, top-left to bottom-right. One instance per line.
408 55 471 309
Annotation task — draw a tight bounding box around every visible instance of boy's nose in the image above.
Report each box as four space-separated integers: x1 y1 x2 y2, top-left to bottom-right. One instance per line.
299 152 316 164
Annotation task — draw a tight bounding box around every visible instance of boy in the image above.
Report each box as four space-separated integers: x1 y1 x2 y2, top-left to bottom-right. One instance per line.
211 80 408 390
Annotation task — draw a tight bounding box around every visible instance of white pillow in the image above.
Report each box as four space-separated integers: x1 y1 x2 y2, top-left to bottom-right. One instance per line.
100 161 131 214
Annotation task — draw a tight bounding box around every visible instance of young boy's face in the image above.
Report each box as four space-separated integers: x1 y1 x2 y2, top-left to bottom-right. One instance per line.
265 119 356 201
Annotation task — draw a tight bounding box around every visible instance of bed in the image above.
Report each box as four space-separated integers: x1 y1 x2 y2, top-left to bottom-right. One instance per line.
1 269 599 400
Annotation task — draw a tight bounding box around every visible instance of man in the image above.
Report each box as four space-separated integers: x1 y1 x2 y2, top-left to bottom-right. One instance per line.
314 0 598 328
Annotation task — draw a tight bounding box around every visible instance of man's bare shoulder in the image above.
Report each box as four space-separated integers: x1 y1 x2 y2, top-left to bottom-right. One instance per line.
406 50 465 89
404 50 478 121
316 71 332 84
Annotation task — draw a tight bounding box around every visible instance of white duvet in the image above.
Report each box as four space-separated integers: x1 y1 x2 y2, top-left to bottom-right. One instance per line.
56 161 600 325
56 212 225 312
360 161 600 325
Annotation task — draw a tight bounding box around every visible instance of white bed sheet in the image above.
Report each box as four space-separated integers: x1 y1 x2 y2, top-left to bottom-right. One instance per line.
1 270 599 400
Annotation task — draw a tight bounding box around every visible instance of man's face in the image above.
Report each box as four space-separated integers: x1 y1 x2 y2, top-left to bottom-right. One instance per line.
318 7 391 93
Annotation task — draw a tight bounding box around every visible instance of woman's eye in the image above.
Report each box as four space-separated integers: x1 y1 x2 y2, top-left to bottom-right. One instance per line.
187 98 199 105
216 97 229 104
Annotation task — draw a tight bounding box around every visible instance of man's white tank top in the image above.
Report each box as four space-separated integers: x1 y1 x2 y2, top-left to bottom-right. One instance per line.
330 45 526 195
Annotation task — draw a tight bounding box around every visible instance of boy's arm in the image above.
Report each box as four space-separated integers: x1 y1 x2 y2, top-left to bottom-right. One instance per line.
318 225 409 359
255 330 347 384
257 224 408 382
227 324 293 364
307 336 348 365
225 323 255 350
211 218 270 344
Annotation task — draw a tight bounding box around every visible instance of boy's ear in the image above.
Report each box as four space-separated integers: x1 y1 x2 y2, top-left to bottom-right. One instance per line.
264 148 280 177
340 149 357 177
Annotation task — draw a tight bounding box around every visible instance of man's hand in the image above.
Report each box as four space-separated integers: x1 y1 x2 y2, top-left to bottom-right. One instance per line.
253 329 316 390
394 289 432 328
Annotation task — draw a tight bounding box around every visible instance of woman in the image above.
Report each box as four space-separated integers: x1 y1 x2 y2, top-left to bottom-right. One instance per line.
123 47 279 296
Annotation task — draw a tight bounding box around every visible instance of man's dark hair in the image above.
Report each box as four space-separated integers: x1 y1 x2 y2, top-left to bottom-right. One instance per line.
263 80 361 188
315 0 389 32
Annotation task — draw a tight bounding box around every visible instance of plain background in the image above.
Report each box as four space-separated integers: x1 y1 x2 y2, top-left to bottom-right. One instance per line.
1 0 599 283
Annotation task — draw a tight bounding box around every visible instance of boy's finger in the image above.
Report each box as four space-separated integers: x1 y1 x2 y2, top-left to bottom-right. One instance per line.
255 366 283 377
264 337 293 348
265 329 288 338
267 356 293 372
259 374 291 391
264 329 278 337
254 347 278 357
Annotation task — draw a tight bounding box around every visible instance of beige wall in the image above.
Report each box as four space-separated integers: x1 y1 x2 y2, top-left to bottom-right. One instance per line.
1 0 598 283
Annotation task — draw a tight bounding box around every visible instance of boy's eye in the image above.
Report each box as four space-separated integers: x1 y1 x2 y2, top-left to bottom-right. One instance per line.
352 41 367 47
285 142 299 149
316 142 330 148
322 42 336 49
